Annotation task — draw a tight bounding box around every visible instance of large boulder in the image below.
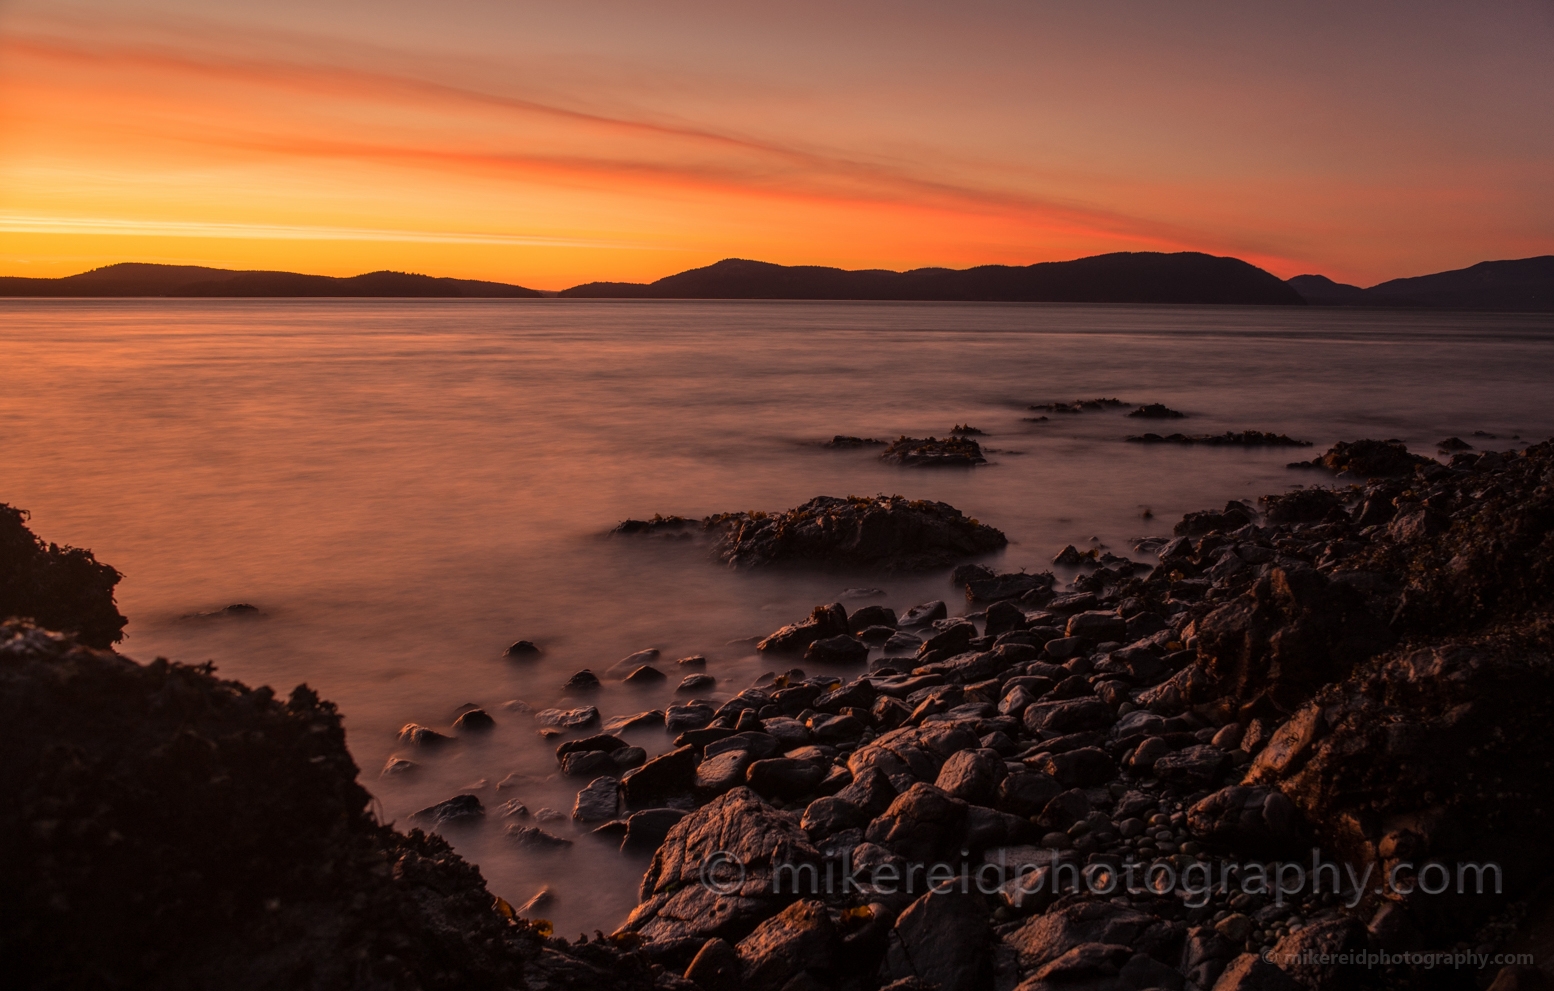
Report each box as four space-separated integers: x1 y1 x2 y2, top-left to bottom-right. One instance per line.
1003 901 1177 975
848 723 982 793
0 504 126 648
620 788 821 952
879 890 992 991
735 898 839 991
864 783 968 862
758 603 850 654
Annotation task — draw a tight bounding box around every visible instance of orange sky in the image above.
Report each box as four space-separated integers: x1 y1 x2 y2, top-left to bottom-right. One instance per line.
2 0 1552 290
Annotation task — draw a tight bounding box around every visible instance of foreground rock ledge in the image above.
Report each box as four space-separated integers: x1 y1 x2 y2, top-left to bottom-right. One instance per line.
616 494 1009 570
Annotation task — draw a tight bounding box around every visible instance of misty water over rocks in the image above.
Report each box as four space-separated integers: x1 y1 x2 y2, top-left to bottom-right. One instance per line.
4 298 1553 938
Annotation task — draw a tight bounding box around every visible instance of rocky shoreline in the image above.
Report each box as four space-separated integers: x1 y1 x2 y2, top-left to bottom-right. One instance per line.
4 437 1554 989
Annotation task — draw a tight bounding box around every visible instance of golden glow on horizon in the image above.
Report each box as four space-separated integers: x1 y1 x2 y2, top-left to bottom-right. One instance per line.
2 2 1551 289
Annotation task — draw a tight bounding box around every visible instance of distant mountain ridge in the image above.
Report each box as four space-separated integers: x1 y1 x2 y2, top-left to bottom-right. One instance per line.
0 263 543 298
561 252 1304 305
1288 256 1554 311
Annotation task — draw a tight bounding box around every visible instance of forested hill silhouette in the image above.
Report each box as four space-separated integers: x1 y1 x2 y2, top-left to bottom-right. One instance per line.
560 252 1304 304
1288 256 1554 311
0 263 543 297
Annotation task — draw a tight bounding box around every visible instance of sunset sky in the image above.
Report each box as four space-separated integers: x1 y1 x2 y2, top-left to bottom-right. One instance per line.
2 0 1551 290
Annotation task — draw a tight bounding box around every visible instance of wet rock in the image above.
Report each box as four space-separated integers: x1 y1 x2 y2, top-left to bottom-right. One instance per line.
562 749 620 778
880 435 987 467
1131 430 1311 447
397 723 451 747
603 648 662 679
1129 403 1186 419
695 495 1008 570
1260 488 1344 524
695 749 754 795
1152 744 1228 785
737 898 839 991
917 620 977 658
1003 901 1175 973
996 770 1064 817
409 794 484 827
1213 953 1302 991
678 673 716 692
879 890 991 991
622 746 699 806
623 665 666 684
612 746 647 770
563 669 601 691
805 635 869 664
934 748 1007 805
962 571 1054 603
621 788 820 950
809 713 864 743
515 886 554 916
381 757 417 775
572 776 622 822
848 723 982 792
556 734 627 759
684 937 742 991
984 600 1027 638
1023 697 1115 736
1266 918 1367 990
1290 438 1432 477
504 639 541 657
534 706 600 729
850 604 898 631
799 796 868 839
864 783 968 861
759 603 851 654
1175 502 1256 536
603 709 664 733
1046 591 1099 613
1187 786 1304 856
451 708 494 732
1066 610 1126 641
507 825 573 849
1026 747 1116 788
665 702 716 733
621 808 688 853
835 766 900 818
746 758 827 801
900 600 948 626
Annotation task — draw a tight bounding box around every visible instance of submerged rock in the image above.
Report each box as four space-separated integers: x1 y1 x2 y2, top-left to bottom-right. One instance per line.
618 495 1007 570
1288 437 1432 476
879 435 987 467
1127 430 1311 447
1127 403 1186 419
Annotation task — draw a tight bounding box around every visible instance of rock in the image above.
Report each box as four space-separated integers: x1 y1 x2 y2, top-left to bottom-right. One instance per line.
850 604 898 630
678 674 716 692
451 708 494 732
1026 747 1116 788
563 669 601 691
665 702 716 733
1046 591 1098 613
1152 744 1228 785
1132 431 1311 447
1266 918 1367 990
1125 736 1171 773
534 706 599 729
879 890 991 991
864 782 968 861
1292 438 1432 477
1129 403 1185 419
737 898 838 991
759 603 851 654
1066 610 1126 642
1053 544 1087 566
621 788 820 949
381 757 417 775
963 571 1053 603
746 758 826 801
900 601 948 626
995 770 1063 817
397 723 451 747
934 748 1007 805
809 713 864 743
805 635 869 664
612 746 647 770
984 600 1027 638
1023 698 1114 736
1260 488 1344 524
1042 636 1087 660
835 766 900 818
572 776 622 822
964 804 1037 848
692 495 1007 570
695 749 754 795
880 435 987 467
800 796 868 839
917 620 977 658
503 639 541 658
1003 901 1175 973
603 709 664 733
561 749 619 778
1212 953 1302 991
848 723 982 793
621 808 688 853
684 938 742 991
409 794 484 827
1187 786 1304 856
622 746 699 806
507 825 573 849
556 733 627 760
516 886 554 916
623 665 666 684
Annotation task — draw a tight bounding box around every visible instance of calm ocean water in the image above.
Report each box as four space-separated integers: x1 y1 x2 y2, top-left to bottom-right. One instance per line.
4 298 1553 934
